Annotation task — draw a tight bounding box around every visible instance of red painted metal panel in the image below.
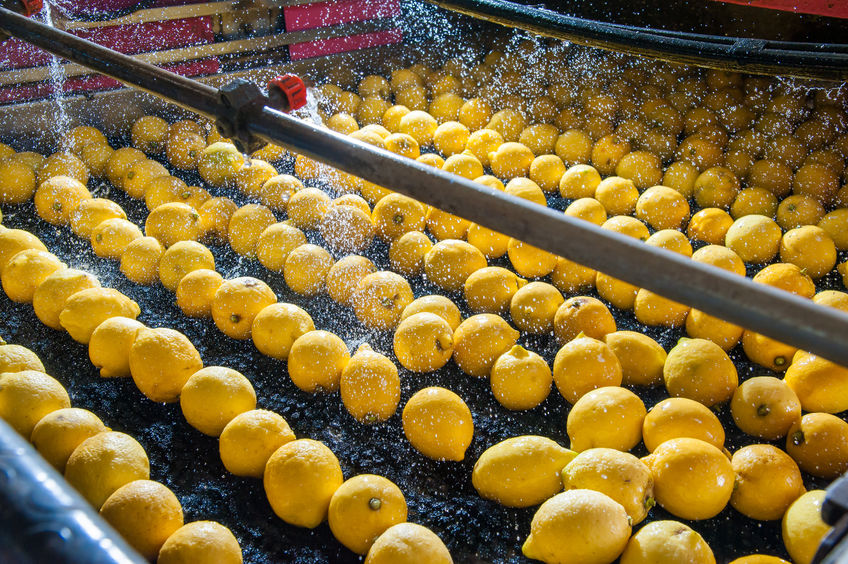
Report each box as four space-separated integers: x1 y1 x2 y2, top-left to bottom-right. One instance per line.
288 27 402 60
710 0 848 19
283 0 401 31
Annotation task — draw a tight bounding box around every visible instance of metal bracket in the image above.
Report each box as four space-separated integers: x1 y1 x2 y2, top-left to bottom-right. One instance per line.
215 78 269 154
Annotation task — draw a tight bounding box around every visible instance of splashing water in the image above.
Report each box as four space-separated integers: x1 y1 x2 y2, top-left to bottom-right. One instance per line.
42 2 71 142
297 87 323 125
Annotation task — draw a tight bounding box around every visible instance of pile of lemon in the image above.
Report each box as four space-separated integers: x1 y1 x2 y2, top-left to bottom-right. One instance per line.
1 34 848 563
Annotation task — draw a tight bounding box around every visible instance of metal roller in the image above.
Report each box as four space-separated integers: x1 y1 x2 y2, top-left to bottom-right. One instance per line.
1 7 848 366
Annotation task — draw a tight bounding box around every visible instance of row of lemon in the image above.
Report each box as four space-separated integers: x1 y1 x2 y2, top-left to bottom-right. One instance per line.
0 220 456 561
0 339 243 563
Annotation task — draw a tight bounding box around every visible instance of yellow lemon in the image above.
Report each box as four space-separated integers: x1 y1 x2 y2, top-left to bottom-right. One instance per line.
425 207 470 241
131 115 169 155
99 480 184 560
0 229 46 274
604 331 666 387
785 351 848 413
59 288 140 344
663 338 738 407
402 386 473 461
340 344 400 424
157 521 243 564
490 344 552 410
233 159 277 199
37 151 89 186
259 174 302 211
551 257 596 294
180 366 256 436
326 255 377 306
122 159 168 199
633 288 691 328
175 269 223 318
219 409 295 478
90 218 143 259
351 271 414 330
567 386 646 452
198 197 238 244
741 330 796 372
144 202 203 248
32 268 100 330
595 176 639 216
522 489 630 564
507 238 558 278
472 435 576 508
319 204 375 254
507 281 563 334
287 330 350 393
0 343 44 373
283 244 334 296
251 303 314 360
620 520 715 564
263 438 344 528
728 556 789 564
31 407 109 472
389 230 432 276
725 214 782 264
552 337 622 404
393 313 453 372
365 522 453 564
642 397 725 452
165 130 205 171
691 244 746 276
731 444 805 521
401 295 462 331
328 474 408 555
2 249 65 303
463 266 524 314
782 490 831 564
372 193 426 242
452 313 519 377
685 309 744 351
644 437 734 520
0 158 37 204
0 369 70 438
69 198 126 239
786 413 848 478
88 316 146 378
64 431 150 509
211 277 277 340
255 222 307 273
120 237 164 285
559 164 601 199
228 204 276 257
158 241 215 293
645 229 693 256
730 376 801 440
105 147 146 188
128 327 203 403
553 296 616 345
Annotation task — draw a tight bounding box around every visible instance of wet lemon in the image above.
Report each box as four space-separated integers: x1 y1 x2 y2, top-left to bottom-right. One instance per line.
782 490 831 564
389 231 432 276
143 175 189 211
777 194 825 231
779 225 837 279
259 174 302 211
464 266 524 314
728 556 789 564
33 268 100 330
228 204 276 257
393 313 453 372
166 131 205 171
725 215 782 264
283 244 334 296
507 238 559 278
219 409 295 478
487 110 527 145
131 115 169 155
105 147 146 188
645 229 693 256
0 158 37 204
752 262 815 297
91 218 143 259
731 444 805 521
88 316 146 378
99 479 183 560
472 435 576 508
635 185 691 230
504 177 546 206
786 412 848 478
264 438 344 528
567 386 646 452
122 159 168 199
159 240 215 293
37 152 89 186
211 277 276 340
175 269 223 318
0 343 44 373
340 344 400 424
254 222 306 272
198 197 238 244
401 295 462 331
529 155 566 193
458 98 493 131
685 309 743 351
595 176 639 216
319 204 375 254
688 208 735 245
562 448 654 524
325 256 375 306
34 175 91 225
691 245 745 278
180 366 256 436
144 202 203 248
128 327 203 403
251 303 314 361
785 351 848 413
365 522 452 564
633 289 690 328
402 386 473 461
233 159 277 199
730 376 801 440
59 287 140 344
328 474 407 555
398 110 438 147
644 437 734 520
351 271 413 330
120 237 164 285
288 330 349 393
603 331 666 387
489 142 535 180
643 397 725 452
813 289 848 312
64 431 150 509
0 369 70 438
467 222 510 259
731 187 779 219
818 209 848 251
372 193 426 242
507 281 562 334
522 489 630 564
433 121 470 156
564 197 607 225
31 407 109 472
552 337 622 404
77 141 114 178
157 521 243 564
663 338 738 407
452 314 519 377
69 198 126 239
558 164 601 199
551 257 596 294
553 296 616 345
620 520 715 564
8 150 44 172
490 345 552 410
741 330 796 372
